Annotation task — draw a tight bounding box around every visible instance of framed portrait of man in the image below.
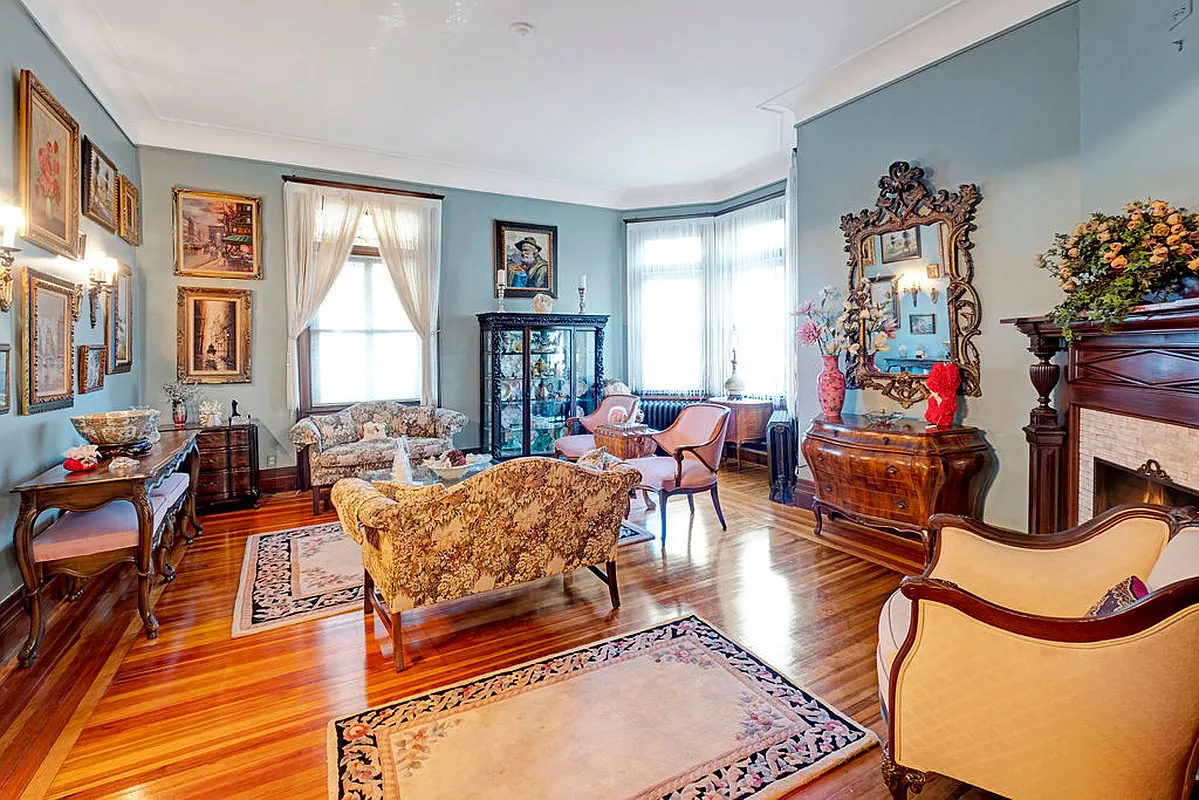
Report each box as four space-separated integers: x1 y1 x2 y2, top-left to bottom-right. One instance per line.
495 220 558 298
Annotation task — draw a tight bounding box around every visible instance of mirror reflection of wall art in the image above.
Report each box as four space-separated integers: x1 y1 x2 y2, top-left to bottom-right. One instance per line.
118 175 141 246
173 188 263 279
18 70 81 259
82 137 118 232
21 268 76 414
861 236 876 267
909 314 936 335
0 344 10 414
495 220 558 298
77 344 106 394
881 228 921 263
177 286 252 384
106 262 133 374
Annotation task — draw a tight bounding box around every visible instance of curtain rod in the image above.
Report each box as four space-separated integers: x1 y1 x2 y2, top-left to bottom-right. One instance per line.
282 175 444 201
622 188 785 224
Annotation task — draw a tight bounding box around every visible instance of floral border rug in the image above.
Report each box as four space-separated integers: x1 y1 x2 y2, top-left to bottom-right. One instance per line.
233 521 656 637
327 615 878 799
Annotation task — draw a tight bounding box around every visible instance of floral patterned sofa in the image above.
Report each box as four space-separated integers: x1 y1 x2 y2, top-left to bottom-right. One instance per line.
331 457 641 669
289 401 467 514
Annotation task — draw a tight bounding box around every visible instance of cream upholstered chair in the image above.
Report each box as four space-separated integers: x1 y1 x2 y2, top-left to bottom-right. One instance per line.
624 403 730 542
878 504 1199 799
553 394 640 460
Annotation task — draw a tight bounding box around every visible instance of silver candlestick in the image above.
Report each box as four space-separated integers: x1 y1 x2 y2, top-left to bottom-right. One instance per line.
577 286 586 314
497 283 506 312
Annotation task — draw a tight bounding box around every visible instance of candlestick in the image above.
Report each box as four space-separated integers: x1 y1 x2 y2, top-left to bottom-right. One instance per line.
497 283 506 313
578 274 587 290
577 286 586 314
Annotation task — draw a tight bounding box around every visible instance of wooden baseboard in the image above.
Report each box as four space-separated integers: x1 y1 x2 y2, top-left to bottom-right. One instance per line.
260 466 299 494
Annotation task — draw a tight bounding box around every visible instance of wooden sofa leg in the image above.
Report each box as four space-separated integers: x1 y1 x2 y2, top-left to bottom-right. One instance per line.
392 611 404 672
606 560 620 609
882 749 927 800
363 568 374 617
311 485 322 516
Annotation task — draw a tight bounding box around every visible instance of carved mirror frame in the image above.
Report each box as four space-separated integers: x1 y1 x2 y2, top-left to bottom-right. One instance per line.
840 161 983 407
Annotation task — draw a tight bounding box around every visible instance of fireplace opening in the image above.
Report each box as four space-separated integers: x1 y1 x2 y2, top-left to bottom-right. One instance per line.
1093 458 1199 516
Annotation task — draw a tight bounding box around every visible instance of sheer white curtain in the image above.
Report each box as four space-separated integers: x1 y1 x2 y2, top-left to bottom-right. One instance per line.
283 183 365 418
784 148 801 414
626 218 713 393
370 196 443 405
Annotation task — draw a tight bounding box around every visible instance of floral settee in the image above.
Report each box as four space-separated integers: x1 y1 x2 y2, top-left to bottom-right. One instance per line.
331 457 641 669
289 401 467 514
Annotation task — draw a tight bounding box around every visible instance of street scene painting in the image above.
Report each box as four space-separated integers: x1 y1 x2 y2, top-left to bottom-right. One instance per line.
177 286 252 384
173 188 262 279
23 269 76 414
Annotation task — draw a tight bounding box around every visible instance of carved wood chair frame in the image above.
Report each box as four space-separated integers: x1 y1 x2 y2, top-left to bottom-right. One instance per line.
840 161 983 407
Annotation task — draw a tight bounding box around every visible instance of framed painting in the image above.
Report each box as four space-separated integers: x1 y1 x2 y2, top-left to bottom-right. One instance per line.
909 313 936 335
118 174 141 245
880 227 920 264
21 268 75 414
860 235 876 267
173 188 262 279
177 286 252 383
78 344 106 394
105 262 133 374
82 137 118 232
18 70 81 259
495 220 557 298
0 345 10 415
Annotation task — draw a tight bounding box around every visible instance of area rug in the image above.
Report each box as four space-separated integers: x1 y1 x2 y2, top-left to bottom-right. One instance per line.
327 616 878 799
232 520 656 637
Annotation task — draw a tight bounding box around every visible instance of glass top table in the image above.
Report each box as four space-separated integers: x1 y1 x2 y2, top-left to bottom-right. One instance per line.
358 461 492 488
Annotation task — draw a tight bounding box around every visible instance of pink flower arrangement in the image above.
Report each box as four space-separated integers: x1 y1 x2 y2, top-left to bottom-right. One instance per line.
794 286 858 357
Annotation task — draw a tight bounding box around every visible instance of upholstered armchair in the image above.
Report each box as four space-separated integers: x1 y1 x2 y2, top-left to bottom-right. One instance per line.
289 401 467 514
878 504 1199 799
331 457 641 670
624 403 730 543
553 394 640 460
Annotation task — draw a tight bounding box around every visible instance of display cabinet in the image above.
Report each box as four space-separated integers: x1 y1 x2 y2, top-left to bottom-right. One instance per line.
478 313 607 459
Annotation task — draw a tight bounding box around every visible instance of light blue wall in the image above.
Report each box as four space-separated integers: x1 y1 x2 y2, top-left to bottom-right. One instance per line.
794 5 1082 529
137 148 626 466
0 0 142 598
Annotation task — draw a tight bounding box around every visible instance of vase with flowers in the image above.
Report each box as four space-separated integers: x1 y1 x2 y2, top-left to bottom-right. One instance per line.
162 379 200 428
795 286 861 419
1037 199 1199 342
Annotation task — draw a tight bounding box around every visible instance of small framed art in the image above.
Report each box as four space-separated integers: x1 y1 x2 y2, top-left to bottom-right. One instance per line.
78 344 106 394
82 137 118 232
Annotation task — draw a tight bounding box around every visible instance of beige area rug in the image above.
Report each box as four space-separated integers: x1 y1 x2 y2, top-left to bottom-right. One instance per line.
232 520 656 637
327 616 878 799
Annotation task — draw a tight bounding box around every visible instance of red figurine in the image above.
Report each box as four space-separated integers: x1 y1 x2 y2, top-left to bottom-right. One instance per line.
924 362 960 427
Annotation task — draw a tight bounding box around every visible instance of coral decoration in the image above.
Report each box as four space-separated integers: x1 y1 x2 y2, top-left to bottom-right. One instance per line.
924 362 960 427
63 444 101 472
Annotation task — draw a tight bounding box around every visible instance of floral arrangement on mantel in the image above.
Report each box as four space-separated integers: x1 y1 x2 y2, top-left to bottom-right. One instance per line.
1037 199 1199 340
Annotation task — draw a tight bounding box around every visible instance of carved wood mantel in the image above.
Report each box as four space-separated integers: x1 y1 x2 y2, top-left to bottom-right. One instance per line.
1004 299 1199 534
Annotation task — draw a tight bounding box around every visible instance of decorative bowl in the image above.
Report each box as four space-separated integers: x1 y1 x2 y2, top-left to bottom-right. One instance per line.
71 410 157 446
531 293 555 313
423 453 491 480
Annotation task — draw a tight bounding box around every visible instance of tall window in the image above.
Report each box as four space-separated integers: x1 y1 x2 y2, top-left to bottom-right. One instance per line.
626 196 786 397
303 214 422 408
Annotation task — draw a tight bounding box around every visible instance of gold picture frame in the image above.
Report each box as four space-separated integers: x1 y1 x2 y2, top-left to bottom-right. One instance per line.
105 262 133 374
21 268 76 414
118 175 141 246
177 286 252 383
0 344 11 415
78 344 106 394
82 137 118 232
18 70 81 260
173 188 263 279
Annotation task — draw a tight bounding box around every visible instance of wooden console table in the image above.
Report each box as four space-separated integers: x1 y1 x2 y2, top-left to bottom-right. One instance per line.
11 431 201 666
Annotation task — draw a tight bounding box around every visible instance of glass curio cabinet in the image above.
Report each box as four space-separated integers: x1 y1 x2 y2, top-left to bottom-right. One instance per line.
479 312 608 459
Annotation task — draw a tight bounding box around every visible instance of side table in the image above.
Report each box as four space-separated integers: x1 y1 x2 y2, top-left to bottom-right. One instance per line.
707 397 774 469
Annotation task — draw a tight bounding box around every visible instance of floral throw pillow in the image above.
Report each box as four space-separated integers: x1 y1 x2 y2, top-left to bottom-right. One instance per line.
1085 575 1149 617
313 414 358 447
362 422 390 441
577 447 621 472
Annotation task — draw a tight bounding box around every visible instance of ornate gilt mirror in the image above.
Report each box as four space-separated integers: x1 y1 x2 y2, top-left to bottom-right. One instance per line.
840 161 982 407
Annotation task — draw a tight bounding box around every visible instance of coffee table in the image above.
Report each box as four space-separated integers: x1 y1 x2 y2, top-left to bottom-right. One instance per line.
358 460 492 488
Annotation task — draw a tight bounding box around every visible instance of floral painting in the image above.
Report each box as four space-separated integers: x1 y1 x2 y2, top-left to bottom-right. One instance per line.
177 286 253 383
495 220 557 298
82 138 118 232
118 175 140 246
22 269 76 414
19 70 80 259
174 189 262 278
106 263 133 374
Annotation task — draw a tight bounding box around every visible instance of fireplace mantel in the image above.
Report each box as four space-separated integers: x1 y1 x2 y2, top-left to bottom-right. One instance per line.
1004 299 1199 533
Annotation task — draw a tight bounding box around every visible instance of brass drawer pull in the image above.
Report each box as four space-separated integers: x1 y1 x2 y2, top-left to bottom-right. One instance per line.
886 465 899 475
824 484 834 494
894 499 908 510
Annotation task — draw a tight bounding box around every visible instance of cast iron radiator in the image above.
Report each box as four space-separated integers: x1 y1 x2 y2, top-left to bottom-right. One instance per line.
768 410 798 505
635 394 700 430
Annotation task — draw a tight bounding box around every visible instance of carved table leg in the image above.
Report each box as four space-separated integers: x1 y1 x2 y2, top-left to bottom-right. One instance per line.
132 486 160 639
156 517 177 583
812 501 825 536
14 494 44 667
882 748 927 800
185 443 204 540
66 576 88 600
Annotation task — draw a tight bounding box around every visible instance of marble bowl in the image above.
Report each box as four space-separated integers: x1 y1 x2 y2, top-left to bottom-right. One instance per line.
71 410 156 446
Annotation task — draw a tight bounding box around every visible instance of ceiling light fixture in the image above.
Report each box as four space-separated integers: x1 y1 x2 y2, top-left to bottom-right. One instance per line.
508 21 535 38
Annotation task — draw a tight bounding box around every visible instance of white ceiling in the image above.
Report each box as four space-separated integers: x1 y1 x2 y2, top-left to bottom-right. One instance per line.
22 0 1061 208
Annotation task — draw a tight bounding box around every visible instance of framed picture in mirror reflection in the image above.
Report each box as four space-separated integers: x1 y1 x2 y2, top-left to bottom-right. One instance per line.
909 314 936 335
881 228 921 263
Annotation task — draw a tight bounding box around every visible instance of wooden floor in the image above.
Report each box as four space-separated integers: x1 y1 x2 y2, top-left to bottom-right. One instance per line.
3 465 983 799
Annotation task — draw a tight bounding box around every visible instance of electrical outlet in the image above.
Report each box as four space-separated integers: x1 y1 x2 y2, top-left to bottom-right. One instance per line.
1171 0 1192 31
267 454 277 468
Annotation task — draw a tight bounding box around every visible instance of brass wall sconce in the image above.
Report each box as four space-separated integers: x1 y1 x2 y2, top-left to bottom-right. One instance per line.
83 254 119 328
0 204 24 313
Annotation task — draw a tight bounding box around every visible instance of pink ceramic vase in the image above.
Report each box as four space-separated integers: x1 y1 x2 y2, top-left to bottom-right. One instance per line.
817 353 846 419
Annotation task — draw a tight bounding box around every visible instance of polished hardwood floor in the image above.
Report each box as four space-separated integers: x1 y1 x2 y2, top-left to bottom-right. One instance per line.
3 465 987 799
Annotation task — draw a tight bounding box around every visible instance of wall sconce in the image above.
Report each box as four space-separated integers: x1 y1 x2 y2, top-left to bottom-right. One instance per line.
0 204 25 313
83 252 119 328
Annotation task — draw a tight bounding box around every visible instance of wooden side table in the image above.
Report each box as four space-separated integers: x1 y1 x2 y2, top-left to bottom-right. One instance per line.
167 423 260 509
707 397 774 469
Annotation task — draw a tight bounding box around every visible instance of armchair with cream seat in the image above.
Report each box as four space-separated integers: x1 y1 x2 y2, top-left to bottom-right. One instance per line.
553 394 640 461
877 504 1199 799
624 403 730 543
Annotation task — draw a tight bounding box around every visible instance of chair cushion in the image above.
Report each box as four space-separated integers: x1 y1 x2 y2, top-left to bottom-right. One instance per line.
31 473 191 563
1086 575 1149 617
1147 527 1199 591
877 588 912 713
554 434 596 460
624 455 717 491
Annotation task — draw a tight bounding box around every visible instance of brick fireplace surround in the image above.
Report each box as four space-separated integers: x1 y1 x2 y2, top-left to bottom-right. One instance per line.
1005 300 1199 533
